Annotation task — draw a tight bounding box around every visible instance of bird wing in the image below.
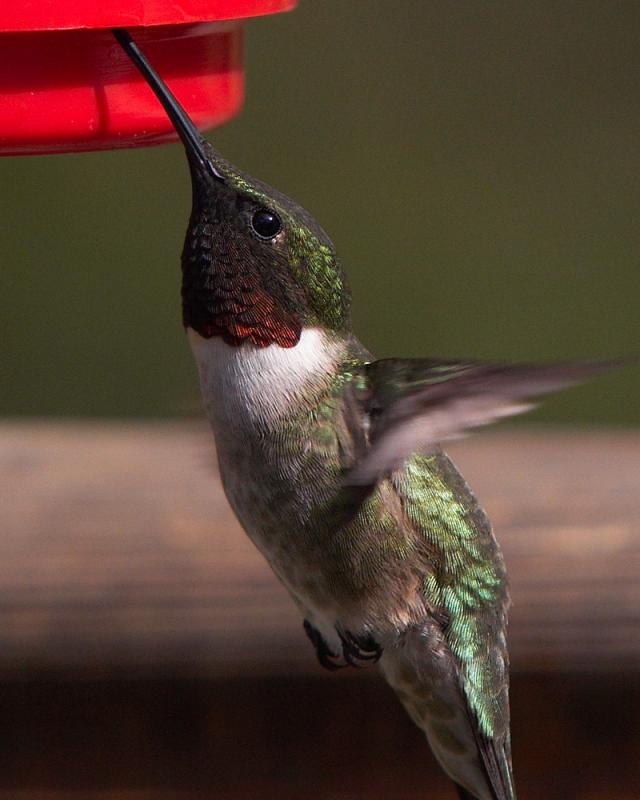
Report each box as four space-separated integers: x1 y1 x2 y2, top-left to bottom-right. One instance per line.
385 450 517 799
346 357 622 486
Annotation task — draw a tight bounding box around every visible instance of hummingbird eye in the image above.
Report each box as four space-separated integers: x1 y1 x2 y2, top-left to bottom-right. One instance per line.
251 208 282 240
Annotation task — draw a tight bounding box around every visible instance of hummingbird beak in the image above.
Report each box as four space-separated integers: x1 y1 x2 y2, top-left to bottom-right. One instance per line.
113 28 226 184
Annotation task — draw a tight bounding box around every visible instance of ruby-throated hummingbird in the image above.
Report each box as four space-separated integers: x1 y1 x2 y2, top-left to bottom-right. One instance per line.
115 28 623 800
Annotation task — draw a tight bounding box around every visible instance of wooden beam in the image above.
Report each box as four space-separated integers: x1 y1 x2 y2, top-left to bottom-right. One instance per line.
1 422 638 676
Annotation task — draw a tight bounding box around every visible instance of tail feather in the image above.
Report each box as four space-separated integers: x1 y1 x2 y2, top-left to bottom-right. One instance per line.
467 726 516 800
380 632 516 800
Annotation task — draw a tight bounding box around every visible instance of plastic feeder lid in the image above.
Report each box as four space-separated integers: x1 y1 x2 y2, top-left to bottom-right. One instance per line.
0 1 296 155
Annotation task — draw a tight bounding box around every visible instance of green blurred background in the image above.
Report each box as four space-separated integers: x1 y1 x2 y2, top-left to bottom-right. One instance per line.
1 1 638 421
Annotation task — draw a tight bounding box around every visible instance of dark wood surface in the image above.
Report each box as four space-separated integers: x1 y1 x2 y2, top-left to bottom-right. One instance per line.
1 423 639 676
1 672 638 800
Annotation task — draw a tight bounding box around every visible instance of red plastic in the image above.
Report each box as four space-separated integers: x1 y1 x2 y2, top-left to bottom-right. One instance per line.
0 1 296 155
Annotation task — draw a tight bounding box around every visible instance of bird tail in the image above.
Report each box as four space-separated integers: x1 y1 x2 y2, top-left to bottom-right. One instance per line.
380 638 516 800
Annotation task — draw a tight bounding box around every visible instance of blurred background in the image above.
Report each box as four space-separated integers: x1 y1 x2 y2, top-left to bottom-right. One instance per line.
1 2 639 800
1 0 639 421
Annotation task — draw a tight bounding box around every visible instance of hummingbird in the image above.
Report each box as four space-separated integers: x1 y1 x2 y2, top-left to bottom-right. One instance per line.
115 28 622 800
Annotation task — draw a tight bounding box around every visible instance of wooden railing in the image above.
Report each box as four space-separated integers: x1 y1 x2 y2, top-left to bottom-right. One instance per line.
1 423 638 676
1 422 639 800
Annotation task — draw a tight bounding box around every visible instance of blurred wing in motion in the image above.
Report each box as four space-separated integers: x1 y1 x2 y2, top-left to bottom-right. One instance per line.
347 357 625 487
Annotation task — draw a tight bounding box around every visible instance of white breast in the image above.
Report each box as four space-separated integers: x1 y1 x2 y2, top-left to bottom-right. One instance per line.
187 327 342 432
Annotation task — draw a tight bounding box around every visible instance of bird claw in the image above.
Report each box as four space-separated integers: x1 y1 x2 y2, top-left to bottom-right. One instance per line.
303 620 383 670
339 629 383 667
303 619 346 671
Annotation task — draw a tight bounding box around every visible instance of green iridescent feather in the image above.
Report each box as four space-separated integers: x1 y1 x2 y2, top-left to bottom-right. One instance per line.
205 147 352 332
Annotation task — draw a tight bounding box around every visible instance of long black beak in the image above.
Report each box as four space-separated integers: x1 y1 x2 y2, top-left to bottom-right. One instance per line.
113 28 225 183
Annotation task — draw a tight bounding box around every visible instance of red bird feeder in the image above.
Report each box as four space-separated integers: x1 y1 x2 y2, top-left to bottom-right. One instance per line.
0 1 296 155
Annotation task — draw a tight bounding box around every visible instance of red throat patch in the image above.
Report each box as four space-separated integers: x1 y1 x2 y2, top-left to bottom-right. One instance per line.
183 273 301 348
182 216 303 348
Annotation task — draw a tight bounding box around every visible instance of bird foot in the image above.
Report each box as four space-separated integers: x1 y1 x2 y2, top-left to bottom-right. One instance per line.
303 620 383 670
303 619 346 671
338 629 383 667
